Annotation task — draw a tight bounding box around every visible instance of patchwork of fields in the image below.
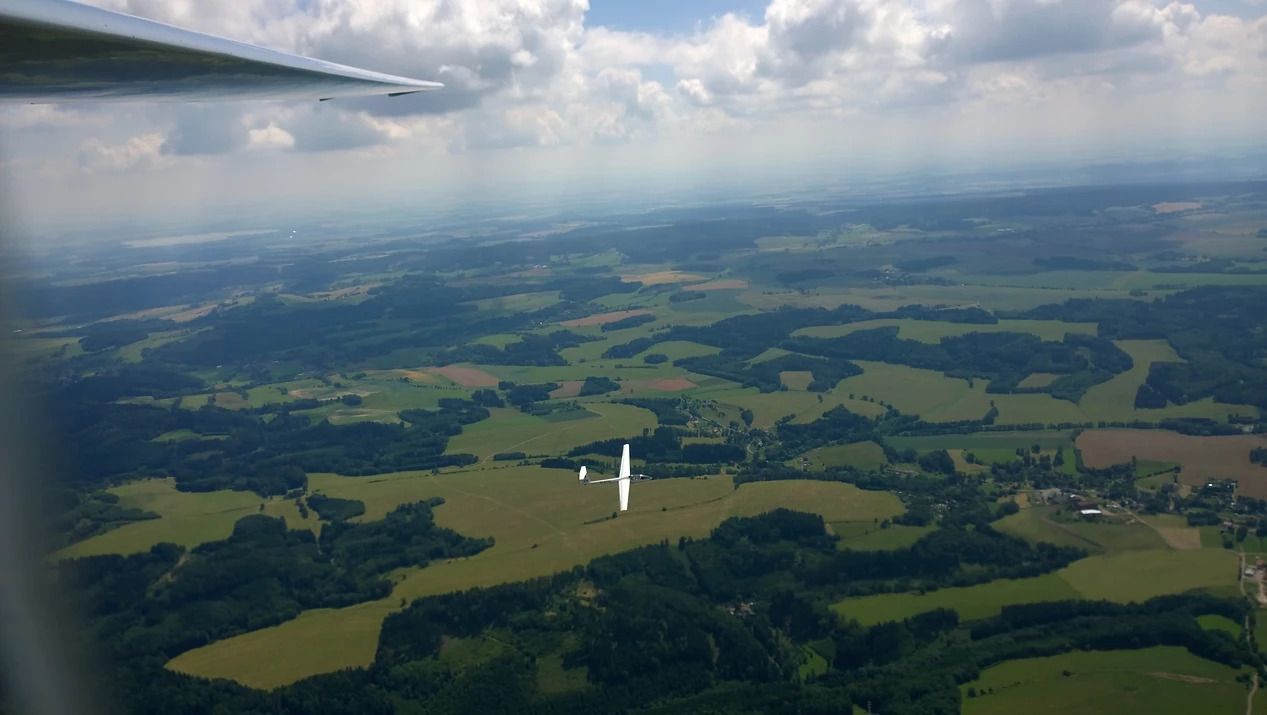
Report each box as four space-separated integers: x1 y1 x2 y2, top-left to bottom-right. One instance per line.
167 472 904 687
29 186 1267 712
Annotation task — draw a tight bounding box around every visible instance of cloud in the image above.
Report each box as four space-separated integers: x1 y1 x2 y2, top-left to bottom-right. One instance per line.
944 0 1165 63
4 0 1267 234
77 133 166 172
161 106 250 155
247 123 295 151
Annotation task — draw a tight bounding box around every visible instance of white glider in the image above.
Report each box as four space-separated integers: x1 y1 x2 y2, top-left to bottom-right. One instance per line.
579 443 652 512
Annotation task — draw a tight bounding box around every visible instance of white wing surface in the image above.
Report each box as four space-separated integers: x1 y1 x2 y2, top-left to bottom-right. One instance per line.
618 444 631 512
0 0 442 102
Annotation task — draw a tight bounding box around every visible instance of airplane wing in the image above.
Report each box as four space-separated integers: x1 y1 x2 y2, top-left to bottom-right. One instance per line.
0 0 442 103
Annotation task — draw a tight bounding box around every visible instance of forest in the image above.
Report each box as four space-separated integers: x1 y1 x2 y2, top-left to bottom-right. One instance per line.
45 394 491 495
1021 286 1267 408
64 509 1257 715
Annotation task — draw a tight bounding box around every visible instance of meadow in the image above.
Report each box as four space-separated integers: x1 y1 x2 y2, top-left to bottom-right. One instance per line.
961 647 1251 715
56 479 313 559
791 318 1097 342
169 471 905 687
994 506 1172 553
445 403 657 460
803 441 888 471
833 549 1238 626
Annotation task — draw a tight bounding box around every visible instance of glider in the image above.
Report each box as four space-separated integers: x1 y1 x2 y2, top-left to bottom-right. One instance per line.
579 444 653 513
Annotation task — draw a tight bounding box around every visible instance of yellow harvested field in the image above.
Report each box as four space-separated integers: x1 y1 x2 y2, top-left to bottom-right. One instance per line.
1152 202 1203 214
621 271 707 286
1077 430 1267 498
424 365 500 387
365 368 438 383
562 309 653 327
686 279 748 291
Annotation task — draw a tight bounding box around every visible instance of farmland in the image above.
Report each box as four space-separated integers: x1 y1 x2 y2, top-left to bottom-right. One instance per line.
18 180 1267 711
1077 430 1267 497
56 479 313 559
833 549 1238 626
169 473 905 687
962 647 1251 715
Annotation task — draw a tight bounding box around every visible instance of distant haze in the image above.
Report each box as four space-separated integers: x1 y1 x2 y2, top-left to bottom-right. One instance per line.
2 0 1266 237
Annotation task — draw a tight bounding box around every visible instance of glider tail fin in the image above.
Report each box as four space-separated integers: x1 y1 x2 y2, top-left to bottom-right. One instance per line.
579 465 588 484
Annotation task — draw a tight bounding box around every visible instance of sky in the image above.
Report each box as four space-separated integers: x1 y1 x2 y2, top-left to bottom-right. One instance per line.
2 0 1267 238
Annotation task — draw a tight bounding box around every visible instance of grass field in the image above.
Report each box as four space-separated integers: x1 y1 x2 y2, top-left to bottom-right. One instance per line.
55 479 312 559
1198 613 1242 638
792 318 1097 342
889 431 1075 453
803 441 888 471
961 647 1250 715
732 338 1258 426
832 361 1095 425
995 506 1170 553
741 284 1138 313
446 403 658 461
834 572 1079 625
833 549 1237 626
834 524 933 551
168 472 904 688
695 383 887 429
1078 340 1258 423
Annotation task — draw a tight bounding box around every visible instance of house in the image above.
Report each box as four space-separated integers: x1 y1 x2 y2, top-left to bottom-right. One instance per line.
1078 508 1103 519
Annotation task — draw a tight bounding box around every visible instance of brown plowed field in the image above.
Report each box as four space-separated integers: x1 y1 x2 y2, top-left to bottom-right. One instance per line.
1077 429 1267 497
549 381 584 399
562 309 652 327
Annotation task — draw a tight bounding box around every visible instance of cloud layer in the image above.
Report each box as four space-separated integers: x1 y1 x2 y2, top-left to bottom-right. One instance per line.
3 0 1266 231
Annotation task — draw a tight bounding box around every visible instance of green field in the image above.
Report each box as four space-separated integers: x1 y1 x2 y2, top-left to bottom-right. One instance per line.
696 382 887 429
962 647 1250 715
827 340 1257 426
889 431 1075 453
168 472 903 688
835 573 1079 625
833 549 1238 626
832 361 1093 424
55 479 312 559
1198 614 1242 639
446 403 657 460
995 506 1170 553
834 523 933 551
1078 340 1257 422
741 284 1138 313
792 318 1097 342
803 441 888 471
